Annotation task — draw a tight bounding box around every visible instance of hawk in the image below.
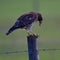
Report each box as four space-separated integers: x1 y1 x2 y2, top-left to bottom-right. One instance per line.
6 12 43 35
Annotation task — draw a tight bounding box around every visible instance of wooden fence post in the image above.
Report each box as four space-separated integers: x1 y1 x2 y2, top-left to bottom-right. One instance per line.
27 35 39 60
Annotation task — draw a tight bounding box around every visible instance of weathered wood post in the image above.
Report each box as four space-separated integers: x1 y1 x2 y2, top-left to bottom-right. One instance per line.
27 35 39 60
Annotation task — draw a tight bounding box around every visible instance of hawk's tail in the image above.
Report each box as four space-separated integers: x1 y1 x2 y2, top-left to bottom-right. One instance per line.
6 26 17 35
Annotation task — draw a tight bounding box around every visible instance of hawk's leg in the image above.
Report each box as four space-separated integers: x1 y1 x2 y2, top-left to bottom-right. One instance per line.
24 24 38 36
25 28 38 36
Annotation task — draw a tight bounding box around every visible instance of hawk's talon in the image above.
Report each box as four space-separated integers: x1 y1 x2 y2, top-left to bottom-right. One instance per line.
27 32 38 37
32 33 39 37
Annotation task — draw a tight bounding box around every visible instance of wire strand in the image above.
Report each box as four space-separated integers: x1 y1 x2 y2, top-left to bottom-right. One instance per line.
0 48 60 54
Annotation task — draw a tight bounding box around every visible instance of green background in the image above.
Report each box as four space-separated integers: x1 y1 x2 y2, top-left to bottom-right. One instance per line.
0 0 60 60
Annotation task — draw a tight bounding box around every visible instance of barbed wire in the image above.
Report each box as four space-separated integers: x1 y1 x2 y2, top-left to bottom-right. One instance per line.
0 50 27 54
39 48 60 51
0 48 60 54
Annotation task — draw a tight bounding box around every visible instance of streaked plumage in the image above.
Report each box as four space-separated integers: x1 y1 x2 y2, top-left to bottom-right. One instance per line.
6 12 43 35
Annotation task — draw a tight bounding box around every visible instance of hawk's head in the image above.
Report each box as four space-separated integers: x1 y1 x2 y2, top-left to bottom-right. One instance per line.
37 13 43 26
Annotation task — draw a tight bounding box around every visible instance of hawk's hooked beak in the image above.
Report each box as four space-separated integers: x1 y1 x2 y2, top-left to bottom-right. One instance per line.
38 13 43 26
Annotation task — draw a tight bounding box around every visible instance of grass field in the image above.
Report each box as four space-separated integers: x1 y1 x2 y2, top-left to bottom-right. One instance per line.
0 0 60 60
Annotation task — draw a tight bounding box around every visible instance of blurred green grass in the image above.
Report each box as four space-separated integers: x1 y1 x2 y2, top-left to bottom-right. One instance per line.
0 0 60 60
